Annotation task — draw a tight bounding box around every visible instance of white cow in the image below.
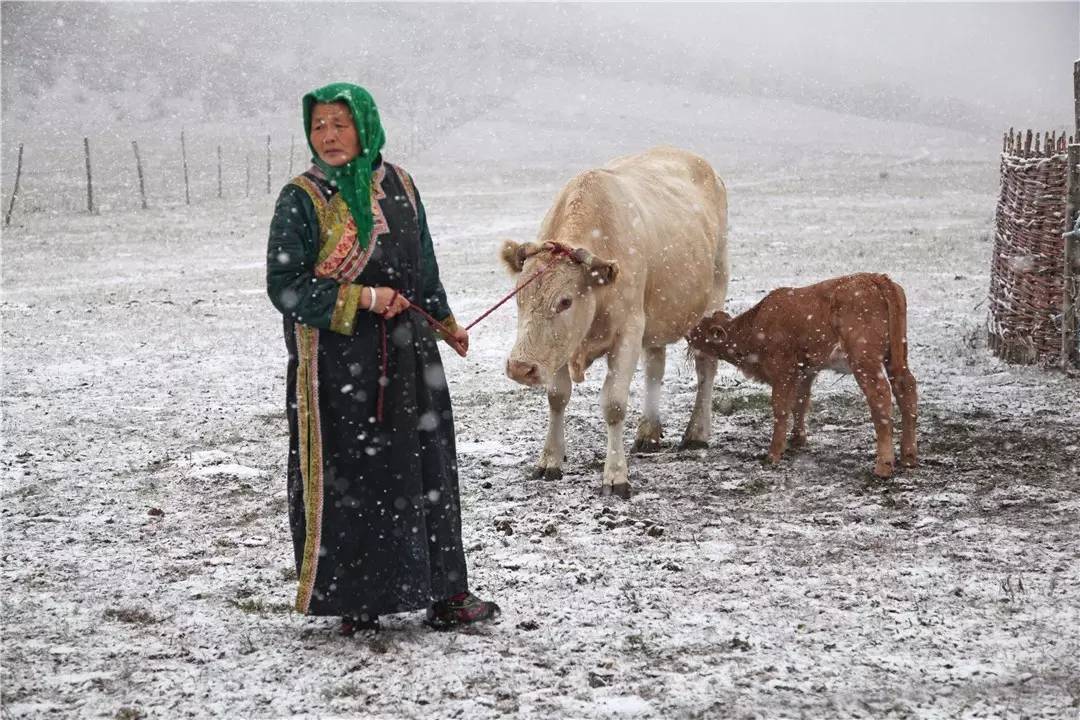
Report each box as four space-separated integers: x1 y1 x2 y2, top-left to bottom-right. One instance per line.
501 146 728 497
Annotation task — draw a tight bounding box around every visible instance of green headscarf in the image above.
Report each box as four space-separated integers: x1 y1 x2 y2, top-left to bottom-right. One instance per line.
302 82 387 250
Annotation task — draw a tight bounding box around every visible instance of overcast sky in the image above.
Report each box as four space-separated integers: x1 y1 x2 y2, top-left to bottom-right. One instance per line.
595 3 1077 124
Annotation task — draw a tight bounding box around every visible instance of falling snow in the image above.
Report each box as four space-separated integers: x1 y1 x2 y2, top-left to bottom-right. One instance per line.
2 3 1079 719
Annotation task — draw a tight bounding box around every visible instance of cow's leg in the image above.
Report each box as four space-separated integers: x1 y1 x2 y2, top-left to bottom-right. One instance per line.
533 364 572 480
889 367 918 468
790 373 816 448
600 327 644 498
766 374 798 464
680 349 717 450
852 362 896 478
633 345 665 452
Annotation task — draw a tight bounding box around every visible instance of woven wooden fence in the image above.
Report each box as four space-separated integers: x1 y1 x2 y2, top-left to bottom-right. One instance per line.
988 129 1075 365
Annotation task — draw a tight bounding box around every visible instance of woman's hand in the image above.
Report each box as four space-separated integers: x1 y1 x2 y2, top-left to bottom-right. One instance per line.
369 287 410 318
449 326 469 357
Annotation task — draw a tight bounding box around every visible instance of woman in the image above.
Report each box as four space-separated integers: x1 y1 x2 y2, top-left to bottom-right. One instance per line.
266 82 499 636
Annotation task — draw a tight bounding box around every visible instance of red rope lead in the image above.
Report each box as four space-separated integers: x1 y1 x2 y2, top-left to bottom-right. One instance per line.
373 243 573 423
464 262 549 331
400 251 562 354
465 243 572 330
376 316 389 422
403 302 466 356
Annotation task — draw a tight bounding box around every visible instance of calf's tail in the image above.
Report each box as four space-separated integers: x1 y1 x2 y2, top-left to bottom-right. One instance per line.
870 274 909 376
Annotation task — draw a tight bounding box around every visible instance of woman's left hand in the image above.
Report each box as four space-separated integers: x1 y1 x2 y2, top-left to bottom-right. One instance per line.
376 288 411 319
449 327 469 357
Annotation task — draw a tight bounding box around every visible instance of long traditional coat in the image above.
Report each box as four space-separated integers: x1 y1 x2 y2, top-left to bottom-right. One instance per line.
266 157 468 617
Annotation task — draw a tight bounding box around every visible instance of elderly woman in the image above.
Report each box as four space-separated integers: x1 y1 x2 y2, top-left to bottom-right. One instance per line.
266 82 499 635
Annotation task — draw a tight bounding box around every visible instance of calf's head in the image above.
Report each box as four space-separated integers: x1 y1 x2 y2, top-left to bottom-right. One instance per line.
687 310 735 359
500 240 619 387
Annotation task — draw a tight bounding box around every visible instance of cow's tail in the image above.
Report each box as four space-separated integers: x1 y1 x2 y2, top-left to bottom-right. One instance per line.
709 173 730 314
870 274 909 376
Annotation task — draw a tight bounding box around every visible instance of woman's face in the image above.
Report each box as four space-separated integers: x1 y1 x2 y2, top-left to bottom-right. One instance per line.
309 101 360 167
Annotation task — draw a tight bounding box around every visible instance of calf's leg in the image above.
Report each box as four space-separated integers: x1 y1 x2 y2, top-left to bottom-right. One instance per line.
790 373 815 448
633 345 666 452
852 361 896 478
681 349 717 449
766 375 798 464
535 365 572 480
889 367 918 467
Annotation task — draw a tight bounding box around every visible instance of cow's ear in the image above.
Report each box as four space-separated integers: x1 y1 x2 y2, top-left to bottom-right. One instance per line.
584 255 619 287
500 239 527 274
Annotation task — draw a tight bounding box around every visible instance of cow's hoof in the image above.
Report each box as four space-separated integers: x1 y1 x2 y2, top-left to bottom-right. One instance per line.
790 434 808 449
601 483 632 499
900 455 918 468
532 467 563 481
678 439 709 451
872 464 894 479
632 438 663 454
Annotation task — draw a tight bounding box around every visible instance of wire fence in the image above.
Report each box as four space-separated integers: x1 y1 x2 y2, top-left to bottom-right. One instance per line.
2 129 316 223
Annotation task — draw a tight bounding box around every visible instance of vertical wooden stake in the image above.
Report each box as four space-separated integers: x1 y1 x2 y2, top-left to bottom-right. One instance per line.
84 137 95 214
1075 58 1080 139
266 134 271 194
132 141 147 210
181 131 191 205
246 153 251 198
5 143 23 226
217 145 223 199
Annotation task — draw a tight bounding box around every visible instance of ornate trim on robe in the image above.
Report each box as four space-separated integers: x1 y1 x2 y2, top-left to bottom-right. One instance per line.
391 164 419 220
330 283 365 335
293 323 324 613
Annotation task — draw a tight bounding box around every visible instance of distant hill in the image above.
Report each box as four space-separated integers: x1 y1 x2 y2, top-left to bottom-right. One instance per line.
2 2 1013 144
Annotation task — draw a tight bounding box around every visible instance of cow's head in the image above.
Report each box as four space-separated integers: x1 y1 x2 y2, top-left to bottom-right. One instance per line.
687 310 734 359
500 239 619 387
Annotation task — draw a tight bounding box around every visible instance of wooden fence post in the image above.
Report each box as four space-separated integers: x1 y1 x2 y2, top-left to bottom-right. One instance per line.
132 140 147 210
1075 57 1079 140
181 131 191 205
266 134 271 194
84 137 94 214
5 143 23 226
217 145 223 199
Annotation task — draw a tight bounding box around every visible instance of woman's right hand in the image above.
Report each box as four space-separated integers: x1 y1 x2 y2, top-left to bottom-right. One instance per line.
369 286 410 318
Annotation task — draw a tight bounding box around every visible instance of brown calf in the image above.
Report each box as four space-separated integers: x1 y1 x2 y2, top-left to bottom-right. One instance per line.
687 273 918 477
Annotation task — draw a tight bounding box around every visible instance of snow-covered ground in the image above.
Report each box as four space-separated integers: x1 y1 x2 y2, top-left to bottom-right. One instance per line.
2 87 1079 719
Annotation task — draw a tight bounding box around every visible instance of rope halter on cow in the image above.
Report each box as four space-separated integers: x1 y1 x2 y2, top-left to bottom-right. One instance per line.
508 240 618 287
